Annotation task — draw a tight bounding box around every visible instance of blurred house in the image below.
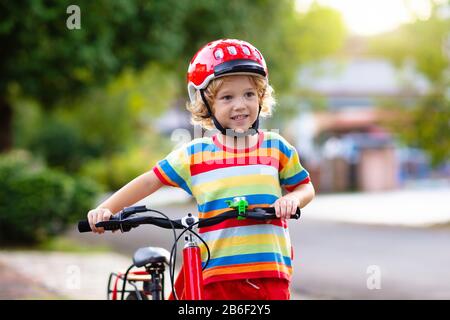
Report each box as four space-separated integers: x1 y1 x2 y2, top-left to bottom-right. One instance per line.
289 58 431 193
152 58 445 193
153 105 192 135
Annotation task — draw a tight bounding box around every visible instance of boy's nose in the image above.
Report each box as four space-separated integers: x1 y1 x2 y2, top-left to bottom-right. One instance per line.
232 96 248 110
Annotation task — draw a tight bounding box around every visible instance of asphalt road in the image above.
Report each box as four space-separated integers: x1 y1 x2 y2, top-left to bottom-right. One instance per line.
71 201 450 299
290 219 450 299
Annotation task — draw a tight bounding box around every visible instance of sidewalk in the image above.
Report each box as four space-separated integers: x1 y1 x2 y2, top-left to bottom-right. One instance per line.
0 251 133 300
0 251 314 300
304 187 450 227
0 260 62 299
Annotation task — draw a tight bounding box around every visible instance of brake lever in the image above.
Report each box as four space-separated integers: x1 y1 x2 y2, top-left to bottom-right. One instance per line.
120 205 148 219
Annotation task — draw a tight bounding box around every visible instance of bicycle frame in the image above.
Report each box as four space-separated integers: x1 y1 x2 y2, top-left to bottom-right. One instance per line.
107 233 205 300
108 270 151 300
169 234 204 300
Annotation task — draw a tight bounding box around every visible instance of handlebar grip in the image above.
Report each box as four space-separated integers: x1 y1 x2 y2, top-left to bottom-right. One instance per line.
249 206 301 219
78 220 92 233
77 215 121 233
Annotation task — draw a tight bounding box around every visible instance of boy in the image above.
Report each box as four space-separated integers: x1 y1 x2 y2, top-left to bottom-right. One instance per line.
87 39 315 299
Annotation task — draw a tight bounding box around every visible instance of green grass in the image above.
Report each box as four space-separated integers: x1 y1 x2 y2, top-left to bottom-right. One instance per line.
34 236 112 253
1 234 112 254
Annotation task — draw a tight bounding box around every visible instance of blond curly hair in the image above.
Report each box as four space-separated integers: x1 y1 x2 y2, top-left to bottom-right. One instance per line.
186 75 275 130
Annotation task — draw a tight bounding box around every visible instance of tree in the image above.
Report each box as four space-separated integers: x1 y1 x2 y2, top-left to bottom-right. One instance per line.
1 0 345 151
368 0 450 166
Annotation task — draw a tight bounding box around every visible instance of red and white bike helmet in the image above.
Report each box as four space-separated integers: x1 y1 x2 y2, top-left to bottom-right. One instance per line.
187 39 268 103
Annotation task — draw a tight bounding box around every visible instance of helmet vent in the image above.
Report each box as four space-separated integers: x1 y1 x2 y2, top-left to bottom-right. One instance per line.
242 45 251 55
255 49 262 60
214 48 224 60
227 46 237 55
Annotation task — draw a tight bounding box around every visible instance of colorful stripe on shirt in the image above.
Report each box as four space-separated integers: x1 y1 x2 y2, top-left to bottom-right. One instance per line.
152 131 310 284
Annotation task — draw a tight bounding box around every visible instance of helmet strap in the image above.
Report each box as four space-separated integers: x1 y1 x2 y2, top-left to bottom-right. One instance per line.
200 89 260 138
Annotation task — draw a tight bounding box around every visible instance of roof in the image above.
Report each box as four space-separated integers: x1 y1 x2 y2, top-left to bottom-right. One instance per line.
298 58 430 97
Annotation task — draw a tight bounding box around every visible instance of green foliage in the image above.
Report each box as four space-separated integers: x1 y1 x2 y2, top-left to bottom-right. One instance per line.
368 12 449 83
1 0 346 105
367 2 450 167
11 97 43 148
57 63 179 157
0 150 102 245
269 3 346 93
379 87 450 167
12 63 177 173
68 175 103 222
399 90 450 167
27 117 85 171
1 0 184 104
12 98 102 172
36 235 111 253
80 142 167 191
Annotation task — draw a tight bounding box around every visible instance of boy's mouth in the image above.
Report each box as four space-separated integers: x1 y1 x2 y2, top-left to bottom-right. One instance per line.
230 114 249 120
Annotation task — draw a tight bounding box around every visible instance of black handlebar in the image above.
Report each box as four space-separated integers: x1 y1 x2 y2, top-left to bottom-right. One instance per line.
78 206 301 233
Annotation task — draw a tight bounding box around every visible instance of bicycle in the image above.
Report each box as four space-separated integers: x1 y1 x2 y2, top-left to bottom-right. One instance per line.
78 197 301 300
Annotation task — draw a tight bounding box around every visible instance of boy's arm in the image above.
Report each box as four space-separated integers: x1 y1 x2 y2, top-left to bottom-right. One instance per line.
288 182 315 209
96 170 164 214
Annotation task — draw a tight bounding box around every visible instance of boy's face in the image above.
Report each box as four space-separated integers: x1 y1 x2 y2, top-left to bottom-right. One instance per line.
211 75 259 134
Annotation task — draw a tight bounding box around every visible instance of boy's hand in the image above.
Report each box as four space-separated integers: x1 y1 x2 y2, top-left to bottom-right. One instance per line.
271 194 300 221
87 208 113 234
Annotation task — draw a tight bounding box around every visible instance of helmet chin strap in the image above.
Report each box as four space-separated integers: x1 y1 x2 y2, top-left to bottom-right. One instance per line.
200 90 260 138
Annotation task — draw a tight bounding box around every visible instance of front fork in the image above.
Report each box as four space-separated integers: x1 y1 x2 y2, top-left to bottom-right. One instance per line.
182 234 204 300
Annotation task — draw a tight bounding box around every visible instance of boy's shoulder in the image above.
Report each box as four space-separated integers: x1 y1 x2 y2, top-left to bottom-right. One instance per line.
263 130 294 148
172 135 214 154
186 135 214 148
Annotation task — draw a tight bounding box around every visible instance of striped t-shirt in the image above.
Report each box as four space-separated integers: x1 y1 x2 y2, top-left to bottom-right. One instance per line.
152 130 310 285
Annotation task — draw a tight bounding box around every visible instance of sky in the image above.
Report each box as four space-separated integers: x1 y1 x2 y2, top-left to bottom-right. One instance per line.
296 0 442 36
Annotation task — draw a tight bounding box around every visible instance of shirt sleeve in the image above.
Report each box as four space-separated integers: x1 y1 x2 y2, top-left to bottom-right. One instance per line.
152 145 192 195
278 139 311 192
